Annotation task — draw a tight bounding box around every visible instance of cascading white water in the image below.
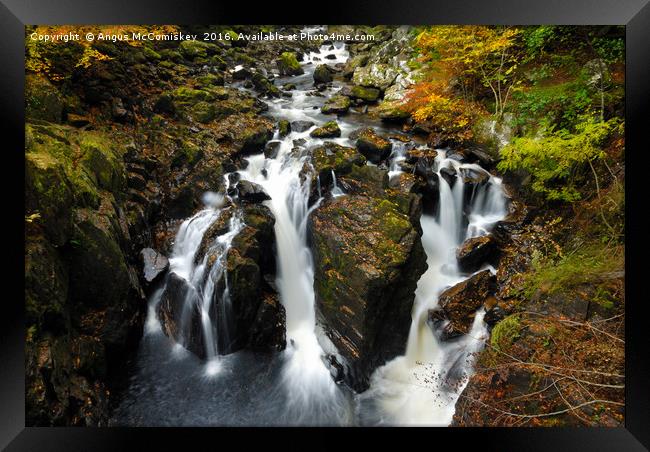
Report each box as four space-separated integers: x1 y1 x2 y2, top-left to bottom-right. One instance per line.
359 150 507 426
124 29 508 426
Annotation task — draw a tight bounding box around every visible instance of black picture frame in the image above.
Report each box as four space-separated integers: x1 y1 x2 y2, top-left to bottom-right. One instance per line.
3 0 648 449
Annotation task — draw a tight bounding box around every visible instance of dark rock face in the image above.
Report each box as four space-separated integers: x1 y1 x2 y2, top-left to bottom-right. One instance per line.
159 204 284 357
290 120 315 132
430 270 495 340
140 248 170 286
353 127 392 164
313 64 334 84
310 121 341 138
309 164 427 392
158 272 205 356
237 180 271 203
456 235 497 273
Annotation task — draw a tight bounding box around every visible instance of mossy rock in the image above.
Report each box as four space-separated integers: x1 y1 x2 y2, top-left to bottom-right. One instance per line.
311 142 366 183
25 75 63 123
313 64 333 84
25 234 69 331
191 101 216 123
277 52 304 76
350 85 380 102
321 95 351 115
172 86 213 105
310 121 341 138
79 134 126 195
196 73 225 88
179 40 214 60
278 119 291 137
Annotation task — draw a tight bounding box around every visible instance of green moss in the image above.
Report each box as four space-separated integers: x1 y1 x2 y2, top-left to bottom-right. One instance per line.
172 86 213 104
351 85 380 102
179 40 212 60
490 314 521 351
191 101 216 123
277 52 303 76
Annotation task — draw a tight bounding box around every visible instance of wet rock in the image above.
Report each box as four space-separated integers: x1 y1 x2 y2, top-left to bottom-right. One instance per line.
353 127 392 164
456 235 497 273
264 140 282 159
232 67 252 80
247 292 286 352
237 180 271 203
431 270 496 340
439 166 457 187
251 72 280 97
311 142 366 187
310 121 341 138
140 248 169 285
158 272 205 357
290 120 315 132
277 52 304 76
350 85 381 102
313 64 334 84
310 164 426 392
278 119 291 137
321 95 351 115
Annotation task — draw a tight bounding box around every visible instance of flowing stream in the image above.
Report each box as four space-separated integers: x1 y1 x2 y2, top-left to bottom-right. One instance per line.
111 30 507 426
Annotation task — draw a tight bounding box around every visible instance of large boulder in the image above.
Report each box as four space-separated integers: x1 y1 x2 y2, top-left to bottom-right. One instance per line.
277 52 304 76
236 180 271 203
350 85 381 102
313 64 334 84
310 121 341 138
321 95 351 115
310 141 366 189
160 204 284 357
352 63 399 91
456 235 498 273
309 164 427 391
353 127 392 164
429 270 495 340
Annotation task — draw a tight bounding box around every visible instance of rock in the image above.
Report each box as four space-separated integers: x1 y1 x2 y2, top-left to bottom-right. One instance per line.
191 101 216 123
237 180 271 203
432 270 496 340
310 164 426 391
264 140 282 159
140 248 169 286
377 99 410 121
277 52 304 76
25 75 63 123
290 120 315 132
111 98 128 120
321 95 351 115
283 83 296 90
232 67 252 80
350 85 381 102
311 142 366 187
313 64 333 84
233 117 274 156
158 272 205 356
310 121 341 138
179 40 213 60
325 54 337 60
353 127 392 164
247 293 286 352
352 63 398 90
278 119 291 137
153 93 175 114
251 72 280 97
456 235 497 273
439 166 457 187
342 53 369 78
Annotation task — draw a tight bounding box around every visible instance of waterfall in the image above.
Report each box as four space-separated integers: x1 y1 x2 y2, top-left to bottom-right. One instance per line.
359 150 507 426
119 30 507 426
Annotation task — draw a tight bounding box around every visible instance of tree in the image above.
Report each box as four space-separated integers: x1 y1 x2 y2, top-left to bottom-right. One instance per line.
415 26 522 118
